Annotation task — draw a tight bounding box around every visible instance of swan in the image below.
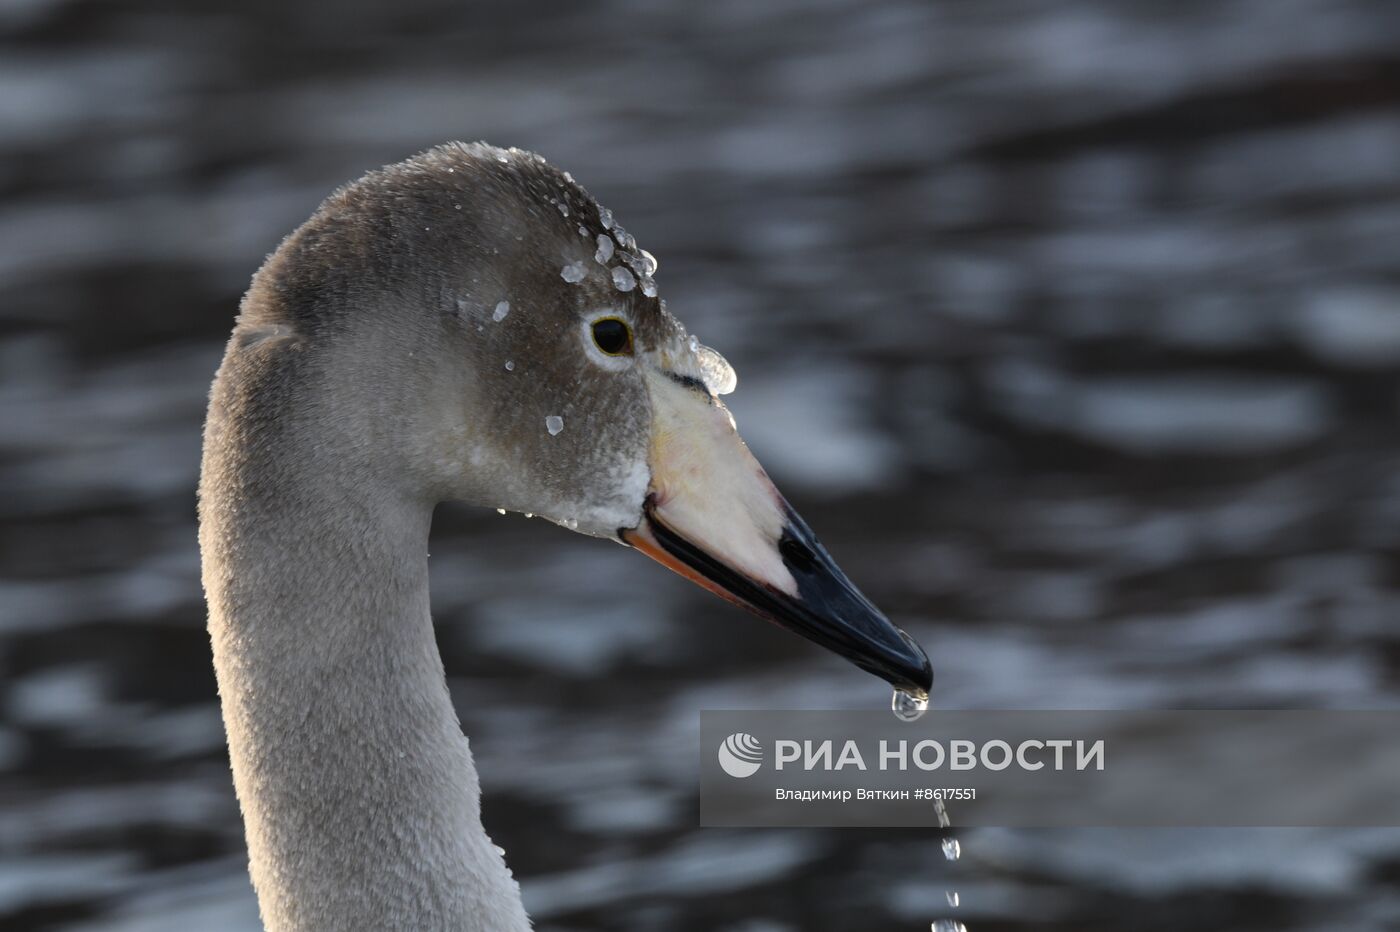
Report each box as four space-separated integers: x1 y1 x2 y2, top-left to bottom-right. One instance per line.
198 142 932 931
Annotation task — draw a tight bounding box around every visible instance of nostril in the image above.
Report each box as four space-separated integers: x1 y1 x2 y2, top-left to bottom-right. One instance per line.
779 532 817 572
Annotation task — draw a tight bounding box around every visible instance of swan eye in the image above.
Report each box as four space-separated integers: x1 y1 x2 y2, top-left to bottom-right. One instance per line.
591 318 633 356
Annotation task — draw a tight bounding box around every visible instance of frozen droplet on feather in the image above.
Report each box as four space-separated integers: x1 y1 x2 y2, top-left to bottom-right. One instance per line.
545 415 564 436
696 344 737 395
560 262 586 283
612 267 636 292
595 235 615 264
492 300 510 321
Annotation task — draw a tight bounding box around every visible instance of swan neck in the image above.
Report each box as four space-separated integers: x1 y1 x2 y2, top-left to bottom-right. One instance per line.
199 354 529 931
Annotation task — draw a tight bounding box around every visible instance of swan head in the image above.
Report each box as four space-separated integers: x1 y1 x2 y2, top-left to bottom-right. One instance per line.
237 142 931 696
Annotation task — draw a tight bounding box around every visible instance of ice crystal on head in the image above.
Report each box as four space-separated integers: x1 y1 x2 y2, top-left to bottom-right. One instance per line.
612 267 636 292
578 225 589 237
492 300 510 321
639 249 658 276
598 207 613 229
595 234 615 264
696 344 737 395
641 278 657 298
556 201 569 217
561 262 587 283
504 360 515 371
687 334 699 354
545 415 564 436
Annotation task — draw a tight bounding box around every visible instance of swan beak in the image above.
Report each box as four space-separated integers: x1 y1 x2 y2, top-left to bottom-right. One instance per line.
620 372 933 695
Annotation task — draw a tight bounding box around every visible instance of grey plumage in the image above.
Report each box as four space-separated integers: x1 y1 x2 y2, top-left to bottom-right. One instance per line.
201 143 673 931
200 140 918 930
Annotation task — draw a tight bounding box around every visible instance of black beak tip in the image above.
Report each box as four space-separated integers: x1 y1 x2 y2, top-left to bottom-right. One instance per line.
893 627 934 695
777 518 935 697
640 504 937 698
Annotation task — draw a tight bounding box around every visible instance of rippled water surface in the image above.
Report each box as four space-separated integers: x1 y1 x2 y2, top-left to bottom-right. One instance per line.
3 1 1400 929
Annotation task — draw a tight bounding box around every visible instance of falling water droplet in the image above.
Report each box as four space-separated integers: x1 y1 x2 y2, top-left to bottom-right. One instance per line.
942 838 961 861
892 688 928 722
946 891 960 908
931 921 966 932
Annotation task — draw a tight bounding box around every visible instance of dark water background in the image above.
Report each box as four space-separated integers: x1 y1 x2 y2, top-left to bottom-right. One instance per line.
3 1 1400 929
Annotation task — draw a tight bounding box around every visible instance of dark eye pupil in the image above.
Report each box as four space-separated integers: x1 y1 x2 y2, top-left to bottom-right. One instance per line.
592 319 631 355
